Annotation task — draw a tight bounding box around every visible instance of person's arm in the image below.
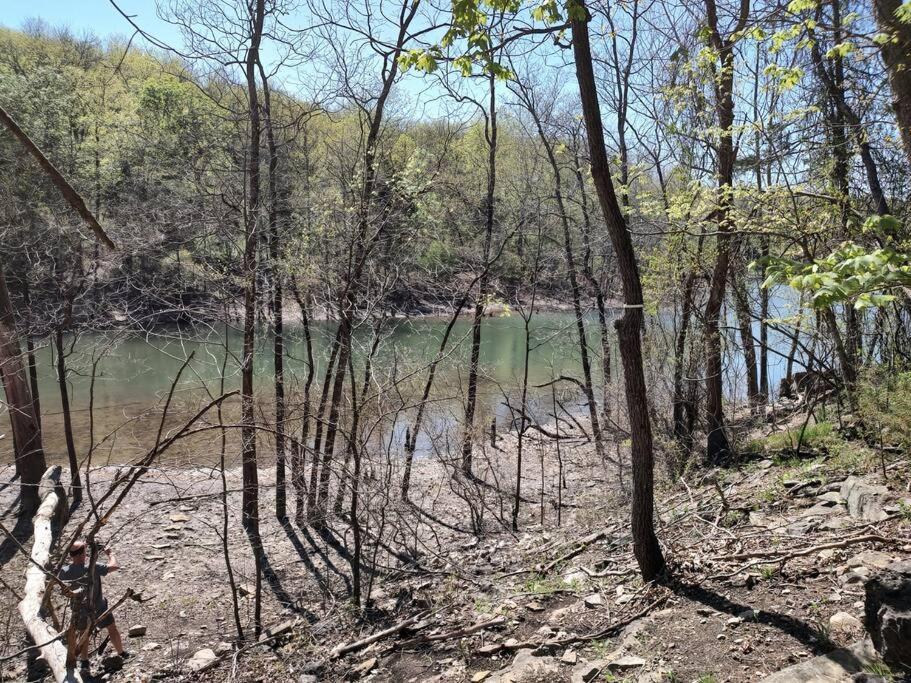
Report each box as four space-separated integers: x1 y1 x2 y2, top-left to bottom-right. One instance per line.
103 548 119 572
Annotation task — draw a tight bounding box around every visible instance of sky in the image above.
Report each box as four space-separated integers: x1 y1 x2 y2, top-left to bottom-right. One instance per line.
2 0 182 46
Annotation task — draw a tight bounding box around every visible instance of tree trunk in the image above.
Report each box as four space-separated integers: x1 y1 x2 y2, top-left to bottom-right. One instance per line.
732 271 760 412
0 260 46 513
258 64 287 521
461 70 497 477
873 0 911 166
571 2 665 580
17 466 81 683
702 0 748 463
55 329 81 504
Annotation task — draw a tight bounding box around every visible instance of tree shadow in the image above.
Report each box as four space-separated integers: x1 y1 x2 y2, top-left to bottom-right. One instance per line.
667 579 832 657
0 511 33 569
281 519 351 595
256 537 319 624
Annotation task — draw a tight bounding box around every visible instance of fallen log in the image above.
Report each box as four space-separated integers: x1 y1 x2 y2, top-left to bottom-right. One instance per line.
16 466 82 683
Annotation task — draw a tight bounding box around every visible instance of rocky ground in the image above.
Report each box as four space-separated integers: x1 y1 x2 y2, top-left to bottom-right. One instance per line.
1 405 909 683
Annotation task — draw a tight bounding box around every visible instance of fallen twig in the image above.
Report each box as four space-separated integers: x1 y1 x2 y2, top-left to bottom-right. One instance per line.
331 609 432 658
395 615 507 649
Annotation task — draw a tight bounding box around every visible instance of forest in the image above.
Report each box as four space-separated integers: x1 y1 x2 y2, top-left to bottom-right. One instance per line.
0 0 909 680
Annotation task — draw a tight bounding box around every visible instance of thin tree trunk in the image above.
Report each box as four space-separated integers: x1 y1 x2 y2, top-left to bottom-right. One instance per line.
571 1 665 580
461 70 497 477
258 63 287 521
732 271 760 412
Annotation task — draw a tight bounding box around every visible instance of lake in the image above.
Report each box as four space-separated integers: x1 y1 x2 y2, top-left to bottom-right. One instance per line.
1 305 800 467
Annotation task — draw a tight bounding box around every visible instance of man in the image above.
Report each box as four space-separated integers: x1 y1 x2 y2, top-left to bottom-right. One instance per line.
58 540 130 674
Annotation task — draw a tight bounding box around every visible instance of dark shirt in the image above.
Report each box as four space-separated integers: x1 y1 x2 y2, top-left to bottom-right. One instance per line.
58 562 109 609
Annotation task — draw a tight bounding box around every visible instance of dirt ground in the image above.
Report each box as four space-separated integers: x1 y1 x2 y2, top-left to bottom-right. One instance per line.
1 411 909 683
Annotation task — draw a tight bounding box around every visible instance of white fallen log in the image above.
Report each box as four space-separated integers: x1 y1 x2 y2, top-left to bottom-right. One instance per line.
17 466 82 683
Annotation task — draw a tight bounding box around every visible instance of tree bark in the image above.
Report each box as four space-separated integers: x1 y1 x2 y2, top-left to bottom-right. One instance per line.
571 1 665 580
17 466 81 683
0 260 46 513
873 0 911 166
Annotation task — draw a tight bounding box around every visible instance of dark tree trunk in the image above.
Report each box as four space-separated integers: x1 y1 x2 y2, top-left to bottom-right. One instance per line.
872 0 911 166
571 2 665 580
702 0 748 463
0 261 46 513
462 70 497 477
732 271 760 412
258 64 287 521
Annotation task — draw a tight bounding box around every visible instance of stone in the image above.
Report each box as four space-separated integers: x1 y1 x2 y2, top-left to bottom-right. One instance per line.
187 648 218 673
476 643 502 655
840 477 889 522
143 554 166 561
142 642 161 651
841 568 871 585
101 655 124 673
583 593 603 608
526 600 545 612
127 624 147 638
238 584 254 597
169 513 191 523
350 657 377 679
571 660 609 683
214 642 233 657
562 649 577 664
759 639 878 682
298 676 318 683
829 611 862 632
471 671 491 682
864 560 911 667
848 551 895 571
637 669 674 683
609 655 646 669
817 491 843 504
497 649 560 683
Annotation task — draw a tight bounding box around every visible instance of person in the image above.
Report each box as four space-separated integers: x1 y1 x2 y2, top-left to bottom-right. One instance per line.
58 540 130 674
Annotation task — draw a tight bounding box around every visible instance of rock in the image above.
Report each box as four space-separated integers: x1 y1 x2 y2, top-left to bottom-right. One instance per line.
609 655 646 669
214 642 233 657
298 676 318 683
143 553 166 561
127 624 147 638
864 560 911 667
526 601 545 612
187 648 218 673
169 513 191 523
101 655 124 673
563 570 588 585
238 584 254 597
142 642 161 651
848 551 895 571
496 649 560 683
759 639 878 682
571 660 609 683
840 567 871 585
583 593 603 608
349 657 377 679
562 649 577 664
471 671 491 682
817 491 843 504
829 611 863 632
840 477 889 522
637 669 674 683
476 643 502 655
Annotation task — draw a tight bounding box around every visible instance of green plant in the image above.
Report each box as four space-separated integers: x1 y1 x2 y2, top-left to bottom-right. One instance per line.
696 675 719 683
863 661 893 681
521 575 566 595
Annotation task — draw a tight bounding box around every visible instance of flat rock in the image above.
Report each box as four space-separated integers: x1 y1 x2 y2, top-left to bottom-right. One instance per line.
562 649 577 664
610 655 646 669
127 624 147 638
525 601 545 612
583 593 603 608
349 657 377 679
169 513 191 523
840 477 889 522
492 649 560 683
471 671 491 682
572 659 609 683
759 639 878 682
141 642 160 651
829 611 862 632
187 648 218 673
848 551 895 571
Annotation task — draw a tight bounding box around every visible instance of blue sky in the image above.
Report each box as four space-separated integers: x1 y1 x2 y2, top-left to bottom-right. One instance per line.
2 1 182 45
